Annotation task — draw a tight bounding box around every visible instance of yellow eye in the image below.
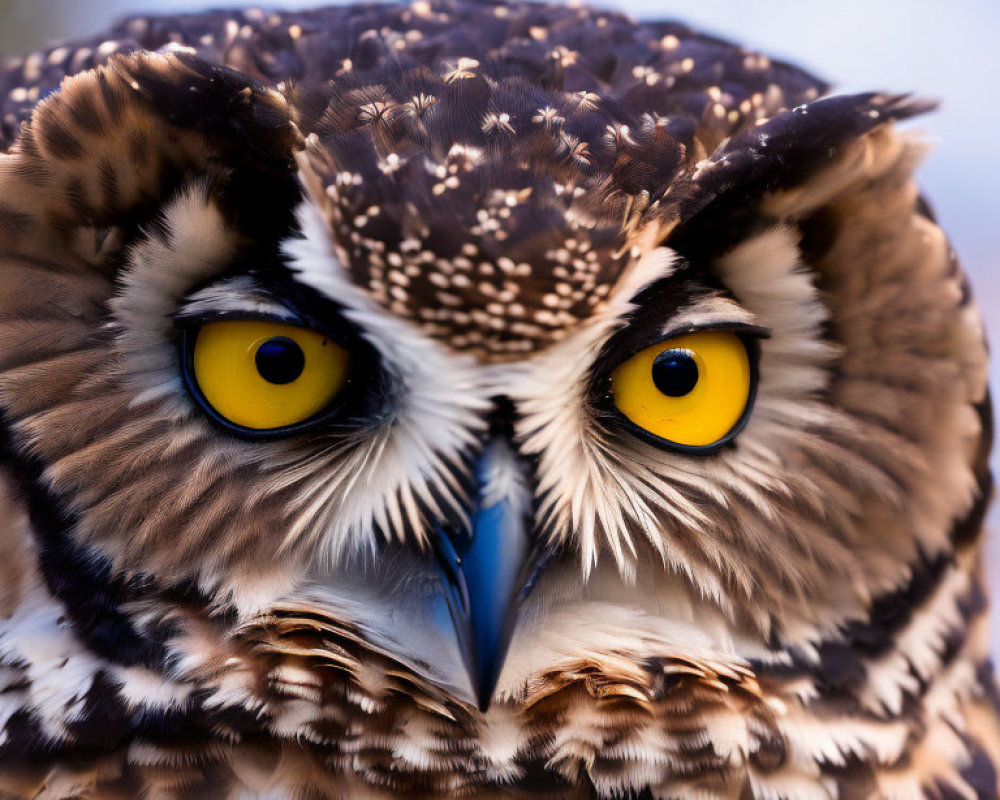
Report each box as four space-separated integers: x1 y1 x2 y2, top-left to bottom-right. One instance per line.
190 320 350 431
610 331 753 449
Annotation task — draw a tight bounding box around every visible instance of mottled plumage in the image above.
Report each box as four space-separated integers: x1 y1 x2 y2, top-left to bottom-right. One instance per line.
0 2 994 799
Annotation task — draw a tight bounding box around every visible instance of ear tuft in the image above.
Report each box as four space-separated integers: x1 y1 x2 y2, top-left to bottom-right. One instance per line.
0 51 302 267
655 93 937 257
111 50 302 173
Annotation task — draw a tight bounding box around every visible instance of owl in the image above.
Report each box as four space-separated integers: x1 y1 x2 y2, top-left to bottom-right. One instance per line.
0 1 994 798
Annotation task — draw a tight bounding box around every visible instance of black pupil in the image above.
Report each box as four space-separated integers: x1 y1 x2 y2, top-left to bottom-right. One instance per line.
651 350 699 397
255 337 306 385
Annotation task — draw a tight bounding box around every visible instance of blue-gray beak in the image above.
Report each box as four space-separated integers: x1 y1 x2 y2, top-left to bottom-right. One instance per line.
433 439 546 711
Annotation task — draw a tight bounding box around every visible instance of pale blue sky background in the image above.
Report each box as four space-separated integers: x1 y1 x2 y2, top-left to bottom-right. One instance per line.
2 0 999 638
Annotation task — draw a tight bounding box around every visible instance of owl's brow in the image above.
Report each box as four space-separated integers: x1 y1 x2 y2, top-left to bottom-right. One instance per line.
174 275 296 323
172 273 365 344
599 270 767 366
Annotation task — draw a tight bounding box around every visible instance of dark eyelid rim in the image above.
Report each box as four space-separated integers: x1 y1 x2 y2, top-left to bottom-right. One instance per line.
589 320 768 392
596 326 764 457
616 321 770 363
174 312 387 441
173 307 359 349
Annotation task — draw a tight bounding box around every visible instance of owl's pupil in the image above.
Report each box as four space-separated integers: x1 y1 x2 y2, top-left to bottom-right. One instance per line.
651 350 699 397
255 337 306 385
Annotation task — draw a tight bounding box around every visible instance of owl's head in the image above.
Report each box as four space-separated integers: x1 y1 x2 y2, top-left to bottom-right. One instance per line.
0 3 988 718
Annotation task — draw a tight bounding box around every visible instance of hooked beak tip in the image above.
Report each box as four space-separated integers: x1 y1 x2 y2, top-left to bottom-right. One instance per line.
432 440 550 714
434 533 516 714
476 681 495 714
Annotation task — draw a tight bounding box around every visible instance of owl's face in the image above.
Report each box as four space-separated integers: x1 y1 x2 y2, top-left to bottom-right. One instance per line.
0 2 989 767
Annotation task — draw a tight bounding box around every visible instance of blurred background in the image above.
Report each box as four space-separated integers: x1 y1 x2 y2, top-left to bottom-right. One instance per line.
0 0 998 637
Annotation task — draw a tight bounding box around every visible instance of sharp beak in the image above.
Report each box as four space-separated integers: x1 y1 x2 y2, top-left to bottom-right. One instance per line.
433 438 548 712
